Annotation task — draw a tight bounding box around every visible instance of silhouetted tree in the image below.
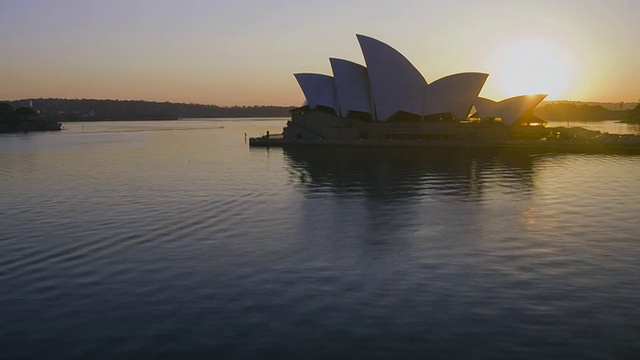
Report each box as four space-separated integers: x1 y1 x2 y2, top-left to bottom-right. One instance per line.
15 107 37 115
625 103 640 123
0 103 16 125
2 99 294 121
0 104 61 132
535 103 622 122
0 103 14 115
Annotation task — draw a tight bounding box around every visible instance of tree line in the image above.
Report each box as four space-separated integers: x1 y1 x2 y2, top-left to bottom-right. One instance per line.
1 103 62 132
2 98 294 121
534 102 624 122
4 98 639 123
623 103 640 123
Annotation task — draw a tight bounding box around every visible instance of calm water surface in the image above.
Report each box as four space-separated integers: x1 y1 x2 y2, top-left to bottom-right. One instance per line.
1 120 639 359
545 120 640 135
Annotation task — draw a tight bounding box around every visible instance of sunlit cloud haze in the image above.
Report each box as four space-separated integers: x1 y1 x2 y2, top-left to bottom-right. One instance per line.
1 0 638 106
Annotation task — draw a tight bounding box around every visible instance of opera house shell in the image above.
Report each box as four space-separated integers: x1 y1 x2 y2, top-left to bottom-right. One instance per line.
252 34 551 147
294 34 546 125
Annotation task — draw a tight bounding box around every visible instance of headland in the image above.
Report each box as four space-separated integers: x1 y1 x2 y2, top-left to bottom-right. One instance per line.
0 103 61 133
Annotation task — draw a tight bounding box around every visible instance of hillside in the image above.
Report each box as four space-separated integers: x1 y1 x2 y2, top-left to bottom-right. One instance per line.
0 103 62 133
621 103 640 123
4 98 639 123
541 100 637 111
534 102 625 122
3 98 295 121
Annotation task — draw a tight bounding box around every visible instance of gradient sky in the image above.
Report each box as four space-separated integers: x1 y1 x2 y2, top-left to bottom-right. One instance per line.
1 0 638 106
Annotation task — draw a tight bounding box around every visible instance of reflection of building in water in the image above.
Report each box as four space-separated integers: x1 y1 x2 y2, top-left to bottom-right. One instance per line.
284 147 536 200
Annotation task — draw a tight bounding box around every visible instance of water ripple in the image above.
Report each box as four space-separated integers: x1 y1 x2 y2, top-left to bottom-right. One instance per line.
1 120 639 358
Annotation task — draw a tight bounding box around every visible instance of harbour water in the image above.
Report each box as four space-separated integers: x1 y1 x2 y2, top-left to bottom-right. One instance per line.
1 119 639 358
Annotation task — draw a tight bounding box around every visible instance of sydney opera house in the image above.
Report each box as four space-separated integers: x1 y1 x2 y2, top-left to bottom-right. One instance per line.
252 34 549 146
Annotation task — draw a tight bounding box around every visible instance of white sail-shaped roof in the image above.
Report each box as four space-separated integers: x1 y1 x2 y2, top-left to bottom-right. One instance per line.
292 35 547 124
294 73 338 112
473 97 501 118
329 58 372 118
422 86 449 117
357 34 427 121
475 94 547 125
429 73 489 120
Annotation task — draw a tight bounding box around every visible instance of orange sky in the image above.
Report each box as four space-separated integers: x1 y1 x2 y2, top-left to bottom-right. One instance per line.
1 0 638 106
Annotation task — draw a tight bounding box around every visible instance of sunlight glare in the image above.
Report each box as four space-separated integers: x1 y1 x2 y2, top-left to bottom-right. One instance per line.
489 38 576 100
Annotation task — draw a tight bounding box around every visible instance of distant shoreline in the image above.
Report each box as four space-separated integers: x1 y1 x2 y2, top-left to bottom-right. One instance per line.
60 116 290 122
3 98 640 124
2 98 295 122
0 103 62 133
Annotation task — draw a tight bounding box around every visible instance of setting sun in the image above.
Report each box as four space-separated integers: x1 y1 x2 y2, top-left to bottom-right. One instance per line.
484 37 579 100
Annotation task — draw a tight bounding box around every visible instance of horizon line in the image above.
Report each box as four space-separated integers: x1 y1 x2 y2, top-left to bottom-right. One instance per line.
2 97 639 108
